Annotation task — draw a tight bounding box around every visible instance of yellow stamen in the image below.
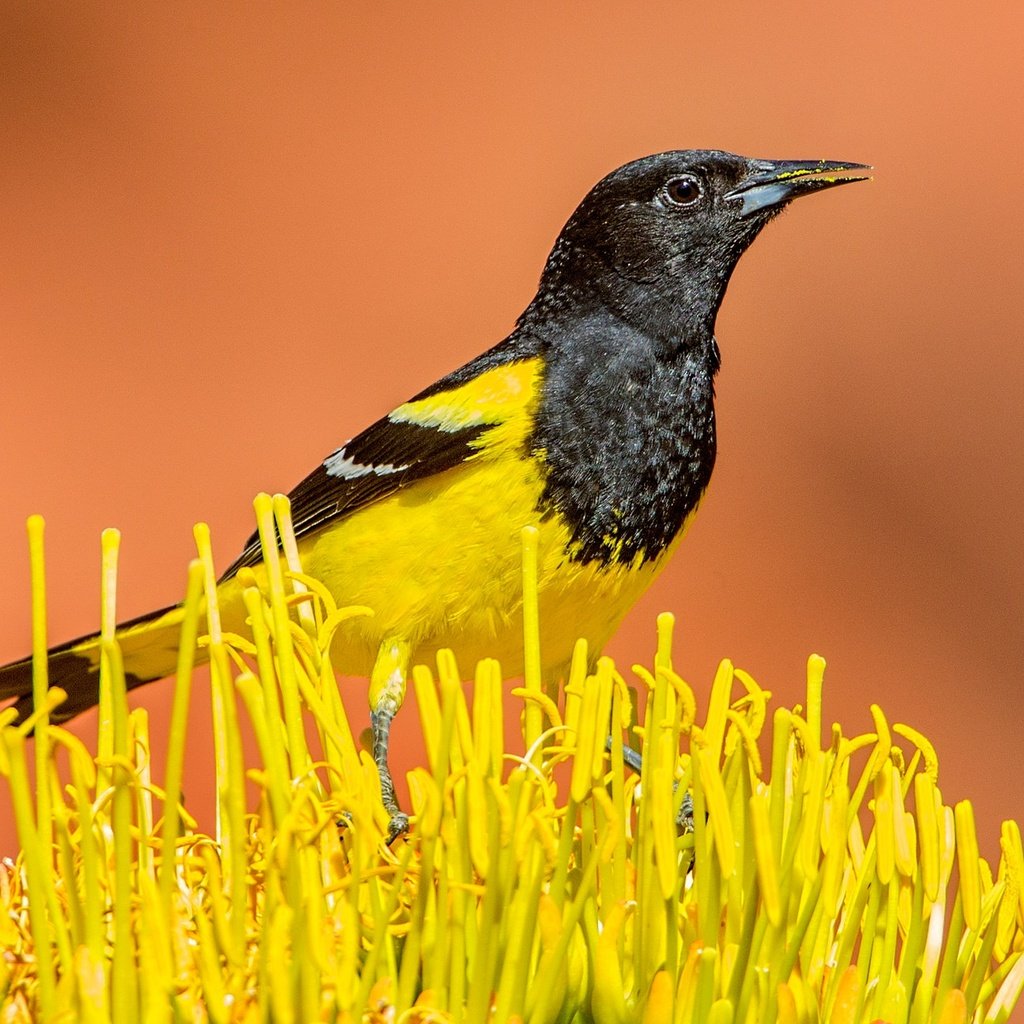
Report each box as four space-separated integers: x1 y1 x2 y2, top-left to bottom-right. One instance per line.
0 508 1020 1023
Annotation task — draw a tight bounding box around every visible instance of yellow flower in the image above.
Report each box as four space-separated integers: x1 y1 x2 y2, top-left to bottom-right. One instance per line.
1 497 1022 1022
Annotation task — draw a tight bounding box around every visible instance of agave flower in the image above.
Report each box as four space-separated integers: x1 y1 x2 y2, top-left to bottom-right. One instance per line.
1 497 1022 1023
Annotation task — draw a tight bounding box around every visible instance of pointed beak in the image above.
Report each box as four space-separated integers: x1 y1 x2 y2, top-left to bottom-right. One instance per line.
725 159 871 217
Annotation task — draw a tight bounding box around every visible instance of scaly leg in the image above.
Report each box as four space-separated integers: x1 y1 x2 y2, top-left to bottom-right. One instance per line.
609 737 694 833
369 638 411 843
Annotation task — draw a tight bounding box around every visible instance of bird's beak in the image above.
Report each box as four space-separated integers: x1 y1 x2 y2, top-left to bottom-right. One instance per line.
725 159 871 217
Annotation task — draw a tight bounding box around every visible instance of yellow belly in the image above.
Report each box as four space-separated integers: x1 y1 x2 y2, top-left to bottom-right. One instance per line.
218 450 690 681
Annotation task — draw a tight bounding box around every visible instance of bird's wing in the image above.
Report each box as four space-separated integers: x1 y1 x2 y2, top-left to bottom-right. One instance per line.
221 355 543 578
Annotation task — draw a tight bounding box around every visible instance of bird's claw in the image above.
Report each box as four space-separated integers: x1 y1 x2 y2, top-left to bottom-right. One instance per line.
386 811 410 845
676 791 694 834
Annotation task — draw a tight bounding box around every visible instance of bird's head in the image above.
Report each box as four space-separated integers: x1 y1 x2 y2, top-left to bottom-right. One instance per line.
536 150 869 340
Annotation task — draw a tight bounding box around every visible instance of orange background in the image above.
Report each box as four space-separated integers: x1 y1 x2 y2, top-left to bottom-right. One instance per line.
1 0 1022 884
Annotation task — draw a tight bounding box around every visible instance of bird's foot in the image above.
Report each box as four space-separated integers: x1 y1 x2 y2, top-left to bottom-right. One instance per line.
610 735 695 833
385 811 410 846
676 790 695 834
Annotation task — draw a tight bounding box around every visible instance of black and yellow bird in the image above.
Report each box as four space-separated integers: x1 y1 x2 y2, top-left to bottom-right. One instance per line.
1 150 867 839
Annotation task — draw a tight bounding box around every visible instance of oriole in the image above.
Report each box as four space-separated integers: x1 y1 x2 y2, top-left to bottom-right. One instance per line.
1 150 867 839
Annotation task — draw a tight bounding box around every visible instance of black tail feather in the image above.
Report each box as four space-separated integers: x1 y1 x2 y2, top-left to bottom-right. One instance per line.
1 601 183 725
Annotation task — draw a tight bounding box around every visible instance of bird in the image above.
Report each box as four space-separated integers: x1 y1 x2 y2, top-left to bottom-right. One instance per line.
0 150 867 840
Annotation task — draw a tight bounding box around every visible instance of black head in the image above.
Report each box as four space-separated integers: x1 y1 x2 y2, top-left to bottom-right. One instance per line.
533 149 868 339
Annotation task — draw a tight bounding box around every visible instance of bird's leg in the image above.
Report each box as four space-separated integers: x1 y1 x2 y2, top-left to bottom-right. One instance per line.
369 638 412 844
608 736 694 833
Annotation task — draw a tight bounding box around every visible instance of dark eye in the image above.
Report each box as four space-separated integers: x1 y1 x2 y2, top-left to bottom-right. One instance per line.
664 175 702 207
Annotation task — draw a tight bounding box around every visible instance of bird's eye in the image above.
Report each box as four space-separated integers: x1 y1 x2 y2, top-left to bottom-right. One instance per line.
663 175 702 207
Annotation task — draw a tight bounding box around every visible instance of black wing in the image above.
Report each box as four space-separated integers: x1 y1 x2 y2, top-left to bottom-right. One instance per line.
220 414 488 580
218 322 546 582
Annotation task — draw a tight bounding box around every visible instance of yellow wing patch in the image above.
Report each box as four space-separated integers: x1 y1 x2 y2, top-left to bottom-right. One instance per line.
390 360 542 432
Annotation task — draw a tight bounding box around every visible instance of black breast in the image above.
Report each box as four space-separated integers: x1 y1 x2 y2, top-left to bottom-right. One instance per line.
529 311 718 566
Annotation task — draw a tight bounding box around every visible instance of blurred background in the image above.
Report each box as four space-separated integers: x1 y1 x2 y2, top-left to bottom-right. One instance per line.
1 1 1021 872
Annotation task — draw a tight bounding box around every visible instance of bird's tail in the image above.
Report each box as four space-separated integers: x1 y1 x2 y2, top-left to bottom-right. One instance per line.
0 603 194 725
